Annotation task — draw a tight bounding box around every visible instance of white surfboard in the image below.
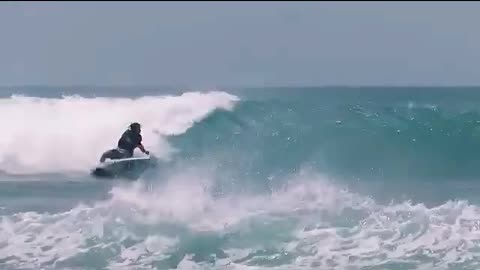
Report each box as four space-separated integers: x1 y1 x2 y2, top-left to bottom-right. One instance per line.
92 156 155 179
101 156 151 165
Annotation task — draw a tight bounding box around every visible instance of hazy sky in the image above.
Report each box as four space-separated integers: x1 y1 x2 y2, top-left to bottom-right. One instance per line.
1 1 480 87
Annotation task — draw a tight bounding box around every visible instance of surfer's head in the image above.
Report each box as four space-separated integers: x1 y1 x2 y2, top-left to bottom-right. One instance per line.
129 122 141 133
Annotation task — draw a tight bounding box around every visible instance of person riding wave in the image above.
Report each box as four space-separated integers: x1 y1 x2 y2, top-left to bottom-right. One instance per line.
100 122 150 162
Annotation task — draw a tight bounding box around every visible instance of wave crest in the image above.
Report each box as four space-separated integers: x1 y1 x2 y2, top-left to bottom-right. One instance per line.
0 91 238 174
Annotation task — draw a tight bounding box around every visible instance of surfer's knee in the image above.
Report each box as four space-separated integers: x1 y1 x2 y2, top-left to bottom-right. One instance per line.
100 152 110 162
100 149 116 162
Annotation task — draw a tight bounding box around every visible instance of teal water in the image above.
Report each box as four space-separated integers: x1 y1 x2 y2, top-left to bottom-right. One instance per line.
2 86 480 269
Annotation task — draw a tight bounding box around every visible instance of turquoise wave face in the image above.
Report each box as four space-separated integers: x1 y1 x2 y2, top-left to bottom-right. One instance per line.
171 87 480 185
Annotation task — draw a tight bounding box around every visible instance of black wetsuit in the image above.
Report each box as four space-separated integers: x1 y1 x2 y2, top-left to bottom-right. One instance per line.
117 129 142 157
99 129 143 162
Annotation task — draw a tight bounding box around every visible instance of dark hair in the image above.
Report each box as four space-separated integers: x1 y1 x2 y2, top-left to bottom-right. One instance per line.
130 122 141 130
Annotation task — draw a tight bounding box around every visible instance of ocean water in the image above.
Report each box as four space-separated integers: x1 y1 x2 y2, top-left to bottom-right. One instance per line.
2 86 480 269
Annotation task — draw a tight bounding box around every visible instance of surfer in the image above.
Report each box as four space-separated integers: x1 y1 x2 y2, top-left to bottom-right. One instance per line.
99 122 150 162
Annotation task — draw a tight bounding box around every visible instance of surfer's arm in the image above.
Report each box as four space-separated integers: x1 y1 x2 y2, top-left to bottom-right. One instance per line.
138 143 149 155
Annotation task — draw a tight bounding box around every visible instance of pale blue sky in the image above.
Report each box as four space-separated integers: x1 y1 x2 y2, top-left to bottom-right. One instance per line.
1 1 479 87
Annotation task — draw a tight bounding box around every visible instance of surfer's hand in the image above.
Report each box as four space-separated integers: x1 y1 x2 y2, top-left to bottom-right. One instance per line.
145 151 150 155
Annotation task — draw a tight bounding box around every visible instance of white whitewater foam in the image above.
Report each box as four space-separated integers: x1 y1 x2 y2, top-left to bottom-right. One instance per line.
0 91 238 174
3 169 480 269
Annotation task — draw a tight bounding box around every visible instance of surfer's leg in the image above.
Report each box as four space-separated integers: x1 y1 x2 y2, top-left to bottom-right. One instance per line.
116 148 132 159
100 149 124 162
100 151 109 162
100 150 111 162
